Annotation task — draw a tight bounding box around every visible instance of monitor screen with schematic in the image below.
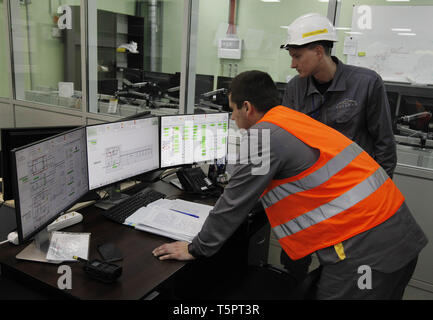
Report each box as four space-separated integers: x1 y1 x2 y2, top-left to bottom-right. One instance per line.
86 117 160 208
160 113 229 193
10 127 89 262
1 126 79 201
160 113 229 168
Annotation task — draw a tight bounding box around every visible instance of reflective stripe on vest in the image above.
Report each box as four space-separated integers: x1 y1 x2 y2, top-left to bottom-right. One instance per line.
261 142 363 209
271 166 388 239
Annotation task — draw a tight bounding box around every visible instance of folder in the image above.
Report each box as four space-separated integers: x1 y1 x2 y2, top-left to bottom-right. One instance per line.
124 199 212 242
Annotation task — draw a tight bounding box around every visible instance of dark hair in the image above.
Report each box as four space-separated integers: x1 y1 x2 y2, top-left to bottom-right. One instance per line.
228 70 280 113
287 40 333 56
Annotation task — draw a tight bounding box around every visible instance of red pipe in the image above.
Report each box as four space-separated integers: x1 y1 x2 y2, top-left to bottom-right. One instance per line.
227 0 237 35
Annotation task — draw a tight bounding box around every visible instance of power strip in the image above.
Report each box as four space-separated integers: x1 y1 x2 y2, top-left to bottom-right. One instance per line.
47 211 83 232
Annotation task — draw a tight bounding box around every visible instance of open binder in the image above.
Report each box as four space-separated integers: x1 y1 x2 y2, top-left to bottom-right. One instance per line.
124 198 212 242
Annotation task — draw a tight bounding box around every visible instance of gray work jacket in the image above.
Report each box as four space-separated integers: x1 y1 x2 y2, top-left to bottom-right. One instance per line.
189 121 427 273
282 57 397 178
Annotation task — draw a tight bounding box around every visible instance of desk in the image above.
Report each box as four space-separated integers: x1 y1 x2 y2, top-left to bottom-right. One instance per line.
0 180 269 300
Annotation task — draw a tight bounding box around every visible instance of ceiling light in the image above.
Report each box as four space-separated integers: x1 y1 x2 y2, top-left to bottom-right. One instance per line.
345 31 362 35
398 33 416 36
391 28 411 32
261 0 280 2
336 27 351 30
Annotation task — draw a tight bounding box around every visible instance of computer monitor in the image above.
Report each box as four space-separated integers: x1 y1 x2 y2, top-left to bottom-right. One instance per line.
399 95 433 132
120 110 152 121
98 79 118 95
142 71 174 91
11 127 88 244
216 76 233 90
195 74 215 103
1 126 79 201
160 113 229 168
86 117 160 191
119 67 143 83
171 72 181 88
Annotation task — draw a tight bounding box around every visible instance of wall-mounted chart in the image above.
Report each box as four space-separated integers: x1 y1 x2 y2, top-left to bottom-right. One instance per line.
347 5 433 85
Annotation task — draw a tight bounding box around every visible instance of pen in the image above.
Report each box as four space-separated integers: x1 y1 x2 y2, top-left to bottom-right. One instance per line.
170 209 199 219
73 256 88 263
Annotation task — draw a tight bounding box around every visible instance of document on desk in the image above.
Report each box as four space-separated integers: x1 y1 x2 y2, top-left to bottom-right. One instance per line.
46 231 90 262
125 199 213 242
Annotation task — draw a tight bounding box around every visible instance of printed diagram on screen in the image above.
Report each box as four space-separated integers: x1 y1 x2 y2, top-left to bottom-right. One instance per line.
161 114 228 168
31 155 49 175
86 118 160 190
15 129 88 239
26 154 54 230
31 191 49 226
105 145 154 174
105 146 121 173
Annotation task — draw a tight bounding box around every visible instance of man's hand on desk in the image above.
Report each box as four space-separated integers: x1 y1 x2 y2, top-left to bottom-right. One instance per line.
152 241 196 261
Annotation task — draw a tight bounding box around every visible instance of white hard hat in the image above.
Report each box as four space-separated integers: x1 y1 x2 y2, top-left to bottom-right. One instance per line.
281 13 338 49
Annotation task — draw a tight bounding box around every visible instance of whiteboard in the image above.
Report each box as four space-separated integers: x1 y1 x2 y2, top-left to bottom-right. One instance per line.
347 6 433 85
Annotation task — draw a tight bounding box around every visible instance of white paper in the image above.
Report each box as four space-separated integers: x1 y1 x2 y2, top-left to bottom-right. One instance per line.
124 198 212 241
135 224 194 242
171 199 212 221
46 231 90 262
107 98 118 114
343 36 358 56
58 82 74 98
135 206 201 236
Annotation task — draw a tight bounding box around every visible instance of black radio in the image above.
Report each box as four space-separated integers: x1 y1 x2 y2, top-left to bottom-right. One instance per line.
73 256 122 283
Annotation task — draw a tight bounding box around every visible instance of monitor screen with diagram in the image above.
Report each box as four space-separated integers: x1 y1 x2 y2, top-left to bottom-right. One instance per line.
11 127 88 242
86 117 160 190
160 113 229 168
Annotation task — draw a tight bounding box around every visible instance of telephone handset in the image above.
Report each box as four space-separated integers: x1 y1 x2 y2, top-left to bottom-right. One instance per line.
176 167 214 193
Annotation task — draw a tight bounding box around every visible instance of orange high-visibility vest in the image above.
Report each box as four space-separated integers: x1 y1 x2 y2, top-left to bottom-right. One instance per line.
258 106 404 260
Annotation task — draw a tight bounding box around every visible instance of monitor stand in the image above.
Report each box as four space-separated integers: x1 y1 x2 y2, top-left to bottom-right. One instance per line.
94 183 129 210
16 228 62 264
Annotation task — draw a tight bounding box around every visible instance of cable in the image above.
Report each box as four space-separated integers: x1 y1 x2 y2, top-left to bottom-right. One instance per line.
99 190 110 201
0 199 12 245
159 168 179 181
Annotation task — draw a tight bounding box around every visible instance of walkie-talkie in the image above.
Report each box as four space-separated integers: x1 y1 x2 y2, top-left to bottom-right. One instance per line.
73 256 122 283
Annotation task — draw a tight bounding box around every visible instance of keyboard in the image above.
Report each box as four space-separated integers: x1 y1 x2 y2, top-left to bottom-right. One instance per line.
102 188 166 224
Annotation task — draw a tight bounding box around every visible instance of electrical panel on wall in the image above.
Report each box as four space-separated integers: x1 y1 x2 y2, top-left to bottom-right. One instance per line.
218 36 242 60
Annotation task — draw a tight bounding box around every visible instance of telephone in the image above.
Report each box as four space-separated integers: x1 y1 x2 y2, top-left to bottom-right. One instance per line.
176 167 214 194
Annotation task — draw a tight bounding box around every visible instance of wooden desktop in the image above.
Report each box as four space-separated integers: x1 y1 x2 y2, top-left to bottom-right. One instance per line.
0 179 270 300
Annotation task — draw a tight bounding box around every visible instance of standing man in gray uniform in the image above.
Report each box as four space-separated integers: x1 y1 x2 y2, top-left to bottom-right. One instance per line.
152 70 427 299
279 13 398 280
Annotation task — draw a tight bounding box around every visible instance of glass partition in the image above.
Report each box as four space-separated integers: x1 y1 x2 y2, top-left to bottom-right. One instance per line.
88 0 184 118
0 0 9 98
334 0 433 168
9 0 82 109
193 0 329 114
